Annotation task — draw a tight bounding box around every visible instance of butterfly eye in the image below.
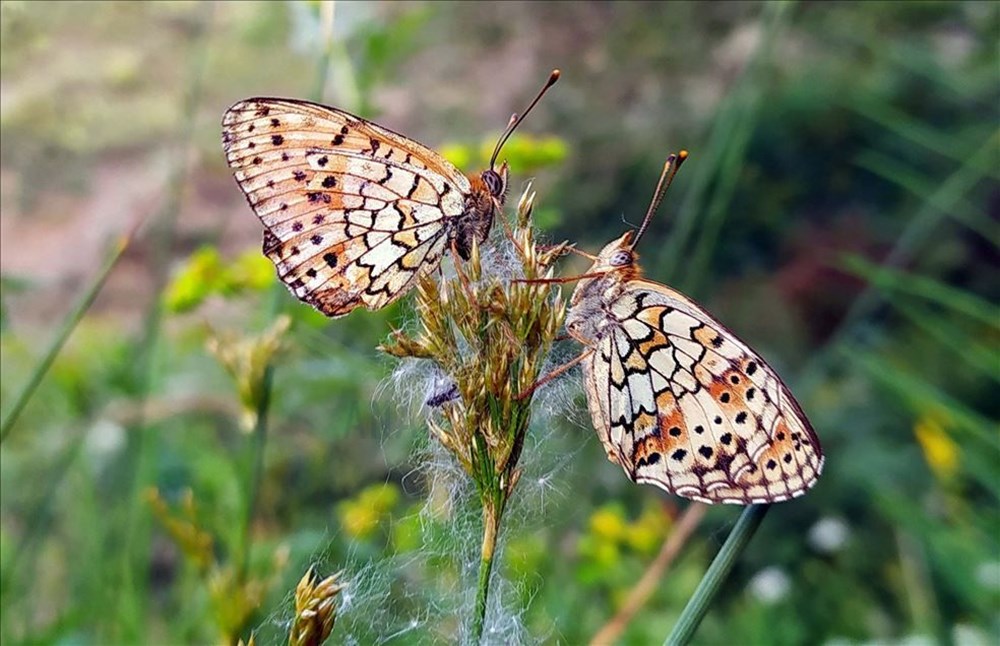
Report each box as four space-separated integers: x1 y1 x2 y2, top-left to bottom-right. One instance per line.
482 169 505 198
610 250 633 267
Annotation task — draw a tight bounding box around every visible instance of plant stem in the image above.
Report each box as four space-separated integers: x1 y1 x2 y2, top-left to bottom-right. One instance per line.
0 429 87 607
664 504 771 646
472 502 501 643
113 5 212 636
0 233 132 444
799 138 995 392
239 365 274 588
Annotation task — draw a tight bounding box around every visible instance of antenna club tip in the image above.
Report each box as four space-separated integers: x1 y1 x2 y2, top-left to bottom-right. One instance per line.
665 151 689 165
548 69 561 84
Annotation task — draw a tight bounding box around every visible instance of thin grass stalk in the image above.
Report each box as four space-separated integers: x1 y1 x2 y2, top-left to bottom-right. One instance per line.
846 349 999 451
0 233 133 444
473 503 501 642
890 301 997 379
664 504 771 646
0 430 87 610
660 0 793 284
682 0 792 295
113 4 213 636
895 530 945 642
590 503 708 646
841 255 998 327
312 0 336 103
855 150 999 246
312 0 361 110
239 365 274 589
800 138 995 391
850 95 1000 179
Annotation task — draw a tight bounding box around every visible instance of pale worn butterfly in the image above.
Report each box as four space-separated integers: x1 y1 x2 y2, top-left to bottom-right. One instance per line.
221 71 559 317
524 152 823 504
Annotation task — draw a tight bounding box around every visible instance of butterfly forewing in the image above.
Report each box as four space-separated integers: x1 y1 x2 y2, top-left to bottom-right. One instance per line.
222 98 473 317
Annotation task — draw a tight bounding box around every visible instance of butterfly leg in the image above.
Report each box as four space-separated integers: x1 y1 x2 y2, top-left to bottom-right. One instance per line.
513 271 610 286
536 243 596 260
515 348 594 400
449 237 478 305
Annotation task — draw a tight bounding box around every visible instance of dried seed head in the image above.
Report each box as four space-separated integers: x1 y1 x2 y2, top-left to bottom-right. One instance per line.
206 315 291 432
379 185 568 526
289 568 346 646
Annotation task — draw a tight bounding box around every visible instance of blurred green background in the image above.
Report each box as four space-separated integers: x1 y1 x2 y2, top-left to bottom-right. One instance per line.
1 1 997 644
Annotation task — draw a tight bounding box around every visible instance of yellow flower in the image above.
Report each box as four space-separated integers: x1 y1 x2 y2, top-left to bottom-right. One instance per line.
165 246 224 313
227 250 274 292
624 503 668 555
914 413 959 481
589 504 628 544
337 483 400 540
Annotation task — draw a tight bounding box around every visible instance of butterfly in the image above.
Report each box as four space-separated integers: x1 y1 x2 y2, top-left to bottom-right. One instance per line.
221 71 560 317
525 152 823 504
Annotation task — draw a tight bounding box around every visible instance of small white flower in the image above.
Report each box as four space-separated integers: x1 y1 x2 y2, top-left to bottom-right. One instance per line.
85 418 126 463
748 566 790 604
975 560 1000 591
953 623 993 646
808 517 850 553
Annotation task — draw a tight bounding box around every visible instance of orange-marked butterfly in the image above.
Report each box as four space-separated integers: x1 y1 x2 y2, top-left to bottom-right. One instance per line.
524 152 824 504
221 71 559 317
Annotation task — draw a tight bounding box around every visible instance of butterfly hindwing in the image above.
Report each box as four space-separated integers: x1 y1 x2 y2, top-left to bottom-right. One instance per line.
584 280 823 504
223 98 472 317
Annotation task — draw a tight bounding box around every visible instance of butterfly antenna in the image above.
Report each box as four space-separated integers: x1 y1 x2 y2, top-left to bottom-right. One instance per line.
630 150 688 249
489 69 561 169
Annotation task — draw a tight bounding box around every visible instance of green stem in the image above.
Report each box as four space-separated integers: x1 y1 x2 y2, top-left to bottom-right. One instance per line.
311 0 335 102
113 5 212 636
472 503 500 644
239 365 274 588
0 234 132 444
799 137 995 392
0 430 87 606
665 504 771 646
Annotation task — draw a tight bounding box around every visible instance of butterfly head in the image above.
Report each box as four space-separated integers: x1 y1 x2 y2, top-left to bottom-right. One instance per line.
481 161 510 205
457 71 557 261
587 231 644 280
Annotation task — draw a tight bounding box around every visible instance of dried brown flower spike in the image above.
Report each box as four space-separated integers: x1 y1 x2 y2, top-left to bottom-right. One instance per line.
380 184 568 640
288 568 346 646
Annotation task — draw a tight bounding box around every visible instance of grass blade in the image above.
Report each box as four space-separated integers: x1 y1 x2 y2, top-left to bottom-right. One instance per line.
891 300 998 380
0 232 133 444
664 1 794 294
664 504 771 646
846 348 999 452
799 137 996 391
841 255 999 328
855 149 999 246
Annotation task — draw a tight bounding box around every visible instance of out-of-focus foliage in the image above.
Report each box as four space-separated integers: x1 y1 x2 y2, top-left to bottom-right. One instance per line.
166 247 275 314
1 1 996 644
